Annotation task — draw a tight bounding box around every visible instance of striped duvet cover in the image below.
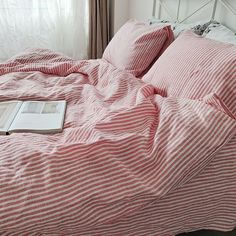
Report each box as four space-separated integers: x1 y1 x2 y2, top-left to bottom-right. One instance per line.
0 49 235 236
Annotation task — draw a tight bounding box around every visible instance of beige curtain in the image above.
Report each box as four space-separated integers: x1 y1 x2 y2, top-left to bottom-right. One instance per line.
89 0 113 59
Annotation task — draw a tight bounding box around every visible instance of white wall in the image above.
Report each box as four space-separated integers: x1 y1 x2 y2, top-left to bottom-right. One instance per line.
117 0 236 32
129 0 153 21
114 0 129 33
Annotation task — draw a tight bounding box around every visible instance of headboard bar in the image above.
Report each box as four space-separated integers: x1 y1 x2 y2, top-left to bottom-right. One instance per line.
211 0 218 20
219 0 236 16
176 0 181 22
152 0 236 23
157 0 162 19
180 0 213 23
156 0 176 21
152 0 157 18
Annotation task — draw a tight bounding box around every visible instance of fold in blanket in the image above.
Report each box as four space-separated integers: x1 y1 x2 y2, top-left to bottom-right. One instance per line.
0 49 235 235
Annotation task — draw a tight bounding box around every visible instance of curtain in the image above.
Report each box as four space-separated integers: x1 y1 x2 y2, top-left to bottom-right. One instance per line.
89 0 113 59
0 0 89 62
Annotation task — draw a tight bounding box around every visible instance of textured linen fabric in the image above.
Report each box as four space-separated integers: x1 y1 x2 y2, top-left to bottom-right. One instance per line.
0 49 235 236
143 30 236 117
103 19 174 77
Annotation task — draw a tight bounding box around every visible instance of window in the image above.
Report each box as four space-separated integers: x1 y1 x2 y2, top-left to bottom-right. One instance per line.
0 0 89 61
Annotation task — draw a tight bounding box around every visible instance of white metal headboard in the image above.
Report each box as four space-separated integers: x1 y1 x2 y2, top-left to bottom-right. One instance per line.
152 0 236 24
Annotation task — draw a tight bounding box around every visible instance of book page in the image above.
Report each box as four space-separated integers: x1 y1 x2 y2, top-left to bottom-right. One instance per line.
0 101 22 134
9 101 66 133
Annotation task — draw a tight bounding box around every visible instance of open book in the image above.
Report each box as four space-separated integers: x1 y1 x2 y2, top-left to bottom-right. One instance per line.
0 100 66 135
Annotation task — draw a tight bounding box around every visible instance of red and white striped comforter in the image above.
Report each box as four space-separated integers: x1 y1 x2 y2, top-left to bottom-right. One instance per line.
0 49 235 236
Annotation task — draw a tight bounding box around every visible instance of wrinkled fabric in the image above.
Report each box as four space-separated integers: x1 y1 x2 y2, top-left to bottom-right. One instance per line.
0 49 235 236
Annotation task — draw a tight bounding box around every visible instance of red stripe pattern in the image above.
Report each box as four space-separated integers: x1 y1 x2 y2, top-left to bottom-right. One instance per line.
103 19 174 77
0 49 235 235
143 30 236 118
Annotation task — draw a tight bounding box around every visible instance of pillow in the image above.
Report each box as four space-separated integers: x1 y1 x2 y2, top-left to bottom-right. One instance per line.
102 19 174 77
204 22 236 44
143 30 236 116
149 19 210 38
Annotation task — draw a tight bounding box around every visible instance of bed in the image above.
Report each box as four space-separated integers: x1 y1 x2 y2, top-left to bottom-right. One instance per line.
0 1 236 236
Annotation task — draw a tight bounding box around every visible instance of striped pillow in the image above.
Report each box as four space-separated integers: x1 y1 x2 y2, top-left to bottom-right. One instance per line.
102 19 174 77
143 30 236 117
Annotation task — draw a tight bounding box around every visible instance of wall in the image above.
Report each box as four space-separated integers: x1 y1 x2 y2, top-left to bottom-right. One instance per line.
120 0 236 32
113 0 153 33
113 0 129 33
129 0 153 22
